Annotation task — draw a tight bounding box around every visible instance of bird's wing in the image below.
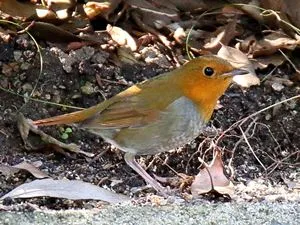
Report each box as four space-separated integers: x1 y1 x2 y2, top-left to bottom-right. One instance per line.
80 95 169 129
80 74 181 129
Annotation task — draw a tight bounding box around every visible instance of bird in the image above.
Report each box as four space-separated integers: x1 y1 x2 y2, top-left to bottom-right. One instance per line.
32 55 247 196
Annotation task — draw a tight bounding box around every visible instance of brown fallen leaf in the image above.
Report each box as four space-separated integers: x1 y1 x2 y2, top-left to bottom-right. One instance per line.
24 21 83 43
238 33 300 58
0 164 20 177
0 161 49 179
0 178 130 204
251 54 285 69
218 44 260 87
107 24 137 51
191 149 234 197
83 1 111 20
0 0 41 20
203 19 238 53
260 0 300 37
13 161 49 179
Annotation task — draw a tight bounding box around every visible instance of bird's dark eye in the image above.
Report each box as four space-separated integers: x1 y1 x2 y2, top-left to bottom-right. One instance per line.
204 67 214 76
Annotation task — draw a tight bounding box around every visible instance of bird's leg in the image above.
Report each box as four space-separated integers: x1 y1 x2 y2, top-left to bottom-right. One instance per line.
124 152 168 197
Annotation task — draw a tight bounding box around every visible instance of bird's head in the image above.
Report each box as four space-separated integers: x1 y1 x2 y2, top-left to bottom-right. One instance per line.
177 55 247 121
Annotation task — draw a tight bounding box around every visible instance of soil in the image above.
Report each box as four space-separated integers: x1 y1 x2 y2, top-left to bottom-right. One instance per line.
0 34 299 210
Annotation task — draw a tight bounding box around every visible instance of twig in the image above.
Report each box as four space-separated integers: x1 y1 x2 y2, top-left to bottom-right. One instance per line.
216 95 300 145
227 117 257 179
239 123 267 171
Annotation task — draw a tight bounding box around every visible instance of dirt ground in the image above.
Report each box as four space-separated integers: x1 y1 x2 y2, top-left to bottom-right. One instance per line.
0 34 299 210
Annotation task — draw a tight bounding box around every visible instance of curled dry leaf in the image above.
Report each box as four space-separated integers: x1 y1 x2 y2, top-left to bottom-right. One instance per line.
0 161 49 179
191 149 234 197
173 27 186 44
83 1 111 20
0 164 20 177
218 44 260 87
238 33 300 58
12 161 49 179
0 178 130 204
204 19 238 53
260 0 300 37
107 24 137 51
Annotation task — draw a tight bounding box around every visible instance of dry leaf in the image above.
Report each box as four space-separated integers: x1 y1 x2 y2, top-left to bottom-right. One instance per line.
0 164 20 177
0 178 130 203
46 0 76 20
251 54 285 69
117 47 139 64
83 1 111 19
218 44 260 87
0 0 41 20
0 161 49 179
260 0 300 37
204 19 238 53
191 149 234 196
25 22 83 43
107 24 137 51
238 33 300 58
13 161 49 179
173 27 186 44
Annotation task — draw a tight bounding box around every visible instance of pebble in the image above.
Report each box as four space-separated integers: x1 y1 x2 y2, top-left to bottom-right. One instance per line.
271 82 284 91
13 50 22 61
81 82 96 95
22 83 33 92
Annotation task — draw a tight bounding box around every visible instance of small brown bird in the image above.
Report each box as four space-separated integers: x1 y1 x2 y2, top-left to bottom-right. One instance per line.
33 55 247 196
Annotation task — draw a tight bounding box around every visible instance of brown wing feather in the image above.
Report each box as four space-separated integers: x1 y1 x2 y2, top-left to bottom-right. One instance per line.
80 98 160 129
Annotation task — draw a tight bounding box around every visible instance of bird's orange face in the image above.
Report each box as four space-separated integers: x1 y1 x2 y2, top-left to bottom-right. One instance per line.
177 56 246 121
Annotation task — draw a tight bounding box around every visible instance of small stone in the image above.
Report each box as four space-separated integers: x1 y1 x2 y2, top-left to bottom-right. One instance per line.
23 50 35 59
91 51 110 64
81 81 95 95
20 62 31 70
2 64 13 76
45 94 51 100
71 93 82 99
265 114 272 120
271 82 284 91
0 77 9 88
13 50 22 61
22 83 33 92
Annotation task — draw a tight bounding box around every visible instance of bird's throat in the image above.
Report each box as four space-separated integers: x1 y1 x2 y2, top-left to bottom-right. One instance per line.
181 79 231 122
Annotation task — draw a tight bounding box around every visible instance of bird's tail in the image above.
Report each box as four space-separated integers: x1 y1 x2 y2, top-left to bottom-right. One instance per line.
33 106 99 127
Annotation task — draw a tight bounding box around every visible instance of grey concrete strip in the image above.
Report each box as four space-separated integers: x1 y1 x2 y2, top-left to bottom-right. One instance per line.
1 202 299 225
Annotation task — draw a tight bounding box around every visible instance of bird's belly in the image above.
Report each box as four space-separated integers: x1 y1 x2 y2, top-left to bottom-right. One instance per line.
92 97 206 155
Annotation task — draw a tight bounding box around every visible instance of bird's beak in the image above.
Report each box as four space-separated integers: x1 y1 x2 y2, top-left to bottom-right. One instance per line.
222 68 249 77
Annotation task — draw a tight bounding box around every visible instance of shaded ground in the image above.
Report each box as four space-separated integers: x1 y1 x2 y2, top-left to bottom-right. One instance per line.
0 34 299 210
